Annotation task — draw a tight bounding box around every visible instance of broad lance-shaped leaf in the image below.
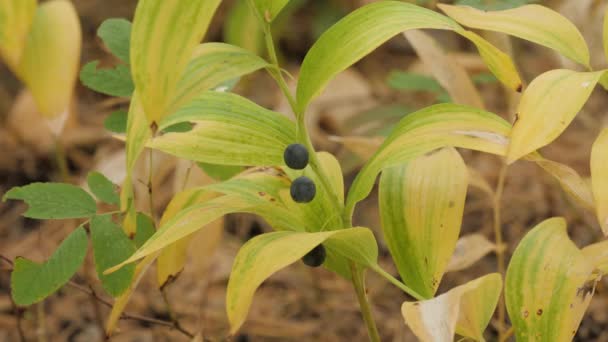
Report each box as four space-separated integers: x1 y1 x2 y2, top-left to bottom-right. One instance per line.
156 187 218 288
438 4 590 68
130 0 221 124
87 171 120 206
296 1 522 114
226 228 378 333
11 227 88 305
346 103 511 216
149 91 296 166
97 18 131 63
91 215 136 297
506 217 597 341
402 273 502 342
168 43 270 113
380 148 468 299
252 0 290 22
4 183 97 219
16 0 81 118
224 0 264 54
507 69 605 163
591 128 608 235
0 0 36 70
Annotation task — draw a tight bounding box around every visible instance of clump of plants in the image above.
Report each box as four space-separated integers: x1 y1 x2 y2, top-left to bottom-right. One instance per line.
2 0 608 341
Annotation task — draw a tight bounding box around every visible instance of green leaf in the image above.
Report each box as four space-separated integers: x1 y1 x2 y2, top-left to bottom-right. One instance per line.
439 4 590 68
80 61 134 97
224 0 264 54
4 183 97 219
130 0 221 123
161 122 193 134
169 43 270 113
505 217 597 340
387 71 445 94
11 227 88 305
91 215 135 297
346 103 511 216
87 172 120 205
149 91 296 166
296 1 461 114
103 110 127 134
252 0 290 22
198 162 244 181
507 69 604 163
226 228 377 333
97 18 131 63
133 212 155 248
380 148 468 299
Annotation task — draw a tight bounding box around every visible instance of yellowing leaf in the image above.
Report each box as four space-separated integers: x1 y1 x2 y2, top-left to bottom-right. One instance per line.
296 1 461 114
0 0 37 70
149 91 296 166
525 153 595 212
582 240 608 275
505 217 597 341
16 0 81 118
404 30 484 109
317 152 344 205
446 234 497 273
346 103 511 216
604 8 608 63
130 0 221 124
227 228 377 333
379 148 467 298
591 128 608 235
438 4 590 68
402 273 502 342
507 70 604 163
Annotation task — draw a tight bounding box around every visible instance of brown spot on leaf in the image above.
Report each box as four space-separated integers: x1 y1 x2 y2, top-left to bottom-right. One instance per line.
536 309 543 316
516 84 523 93
258 191 266 196
523 309 529 318
513 113 519 125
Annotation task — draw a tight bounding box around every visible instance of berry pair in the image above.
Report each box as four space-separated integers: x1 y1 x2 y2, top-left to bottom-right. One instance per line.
284 143 316 203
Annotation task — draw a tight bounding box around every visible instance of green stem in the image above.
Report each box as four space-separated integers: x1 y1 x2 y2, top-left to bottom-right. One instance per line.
54 138 69 182
350 263 381 342
493 163 508 338
369 264 425 301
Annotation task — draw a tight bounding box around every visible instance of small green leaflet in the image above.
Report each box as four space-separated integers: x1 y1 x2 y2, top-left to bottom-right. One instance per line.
11 227 88 305
91 215 136 297
87 171 120 205
134 212 155 248
80 61 134 97
97 18 131 63
4 183 97 219
103 110 127 134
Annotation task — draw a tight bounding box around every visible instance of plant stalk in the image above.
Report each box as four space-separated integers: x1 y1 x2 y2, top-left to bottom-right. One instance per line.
54 138 69 183
350 263 381 342
493 163 508 338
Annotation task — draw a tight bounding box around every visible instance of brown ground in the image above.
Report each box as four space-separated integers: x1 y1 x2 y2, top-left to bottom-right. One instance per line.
1 0 608 341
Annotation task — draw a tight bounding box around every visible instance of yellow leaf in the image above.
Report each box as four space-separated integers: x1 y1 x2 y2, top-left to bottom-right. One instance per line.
505 217 597 341
446 234 497 273
380 148 468 298
591 128 608 235
603 7 608 63
404 30 484 109
317 152 344 205
16 0 81 118
525 153 595 212
582 239 608 276
226 228 377 334
0 0 37 70
402 273 502 342
438 4 590 68
130 0 221 124
507 69 605 163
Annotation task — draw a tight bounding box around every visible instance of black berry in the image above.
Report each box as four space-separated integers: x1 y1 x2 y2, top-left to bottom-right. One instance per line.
290 176 316 203
284 143 309 170
302 244 326 267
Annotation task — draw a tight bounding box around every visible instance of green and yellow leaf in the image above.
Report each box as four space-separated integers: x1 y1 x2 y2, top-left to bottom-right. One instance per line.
224 0 264 54
591 128 608 235
438 4 590 68
402 273 502 341
505 217 597 341
507 69 604 163
380 148 468 298
251 0 290 22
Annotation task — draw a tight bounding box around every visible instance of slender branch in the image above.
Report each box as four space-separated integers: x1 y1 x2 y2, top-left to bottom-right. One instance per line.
493 163 508 338
161 287 192 338
369 264 425 301
54 138 70 183
0 255 194 339
350 263 381 342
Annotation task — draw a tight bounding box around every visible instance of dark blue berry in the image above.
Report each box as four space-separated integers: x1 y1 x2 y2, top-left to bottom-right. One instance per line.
302 244 326 267
290 176 316 203
284 143 309 170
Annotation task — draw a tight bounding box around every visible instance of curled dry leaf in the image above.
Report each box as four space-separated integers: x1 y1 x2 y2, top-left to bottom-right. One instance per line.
402 273 502 342
446 234 497 273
